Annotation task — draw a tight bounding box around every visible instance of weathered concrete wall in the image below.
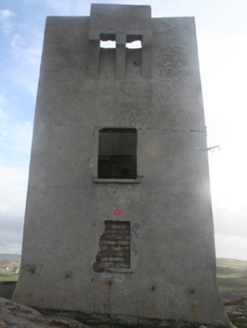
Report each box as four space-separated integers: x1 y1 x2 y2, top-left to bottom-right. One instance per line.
13 4 229 327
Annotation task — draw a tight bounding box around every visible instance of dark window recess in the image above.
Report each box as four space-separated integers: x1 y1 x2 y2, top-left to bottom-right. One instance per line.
126 34 142 43
101 33 116 42
98 128 137 179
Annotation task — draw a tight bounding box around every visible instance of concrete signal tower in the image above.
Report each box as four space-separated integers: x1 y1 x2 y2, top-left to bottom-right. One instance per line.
13 4 229 327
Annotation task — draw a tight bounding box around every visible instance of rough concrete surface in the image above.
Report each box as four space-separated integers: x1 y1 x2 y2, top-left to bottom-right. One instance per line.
0 297 88 327
1 297 245 328
13 4 229 327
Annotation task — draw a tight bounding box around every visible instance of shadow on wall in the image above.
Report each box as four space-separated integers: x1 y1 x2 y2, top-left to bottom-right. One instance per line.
0 282 17 299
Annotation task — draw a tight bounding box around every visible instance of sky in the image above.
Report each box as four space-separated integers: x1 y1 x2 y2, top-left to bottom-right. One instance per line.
0 0 247 260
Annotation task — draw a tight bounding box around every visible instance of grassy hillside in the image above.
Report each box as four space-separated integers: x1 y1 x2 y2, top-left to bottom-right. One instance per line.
216 258 247 299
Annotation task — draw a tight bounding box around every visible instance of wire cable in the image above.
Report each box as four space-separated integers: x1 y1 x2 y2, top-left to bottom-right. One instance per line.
0 229 20 254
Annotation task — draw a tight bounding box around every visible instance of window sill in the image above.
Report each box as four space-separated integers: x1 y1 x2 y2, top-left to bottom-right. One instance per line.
94 177 141 184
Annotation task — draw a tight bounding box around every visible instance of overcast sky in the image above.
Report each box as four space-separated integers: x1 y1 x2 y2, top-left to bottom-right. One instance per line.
0 0 247 260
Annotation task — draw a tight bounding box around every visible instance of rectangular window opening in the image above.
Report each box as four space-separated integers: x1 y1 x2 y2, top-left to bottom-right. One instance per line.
126 35 142 49
98 128 137 179
100 33 116 48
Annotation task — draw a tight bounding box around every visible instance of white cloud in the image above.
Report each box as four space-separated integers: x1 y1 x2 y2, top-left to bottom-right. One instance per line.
0 213 23 254
0 119 30 255
8 31 42 96
0 121 33 156
0 9 15 36
0 92 33 165
197 0 247 218
11 34 21 48
42 0 92 15
0 94 5 107
215 233 247 261
209 145 247 211
0 116 30 255
0 166 27 254
212 203 247 260
0 166 28 214
0 9 14 18
0 93 32 218
214 209 247 238
45 0 74 15
0 94 10 120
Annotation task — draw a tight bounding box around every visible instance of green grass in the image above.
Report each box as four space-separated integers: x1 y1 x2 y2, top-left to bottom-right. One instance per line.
0 273 19 282
217 267 247 278
217 267 247 279
216 259 247 298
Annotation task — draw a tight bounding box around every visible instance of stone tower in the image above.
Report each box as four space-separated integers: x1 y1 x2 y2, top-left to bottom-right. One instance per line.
13 4 229 327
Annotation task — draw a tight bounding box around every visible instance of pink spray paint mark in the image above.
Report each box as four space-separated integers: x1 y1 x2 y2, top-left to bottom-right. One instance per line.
114 209 122 215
